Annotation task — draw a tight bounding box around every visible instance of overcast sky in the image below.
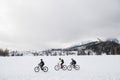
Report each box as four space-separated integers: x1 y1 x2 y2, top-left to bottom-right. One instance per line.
0 0 120 51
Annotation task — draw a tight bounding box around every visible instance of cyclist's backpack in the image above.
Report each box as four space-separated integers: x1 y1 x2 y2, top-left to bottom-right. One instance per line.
74 60 76 64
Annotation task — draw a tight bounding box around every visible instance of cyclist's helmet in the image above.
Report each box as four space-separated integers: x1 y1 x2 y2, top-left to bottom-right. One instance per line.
59 58 61 60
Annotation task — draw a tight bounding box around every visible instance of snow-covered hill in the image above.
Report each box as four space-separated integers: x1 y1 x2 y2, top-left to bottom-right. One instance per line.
8 40 120 56
0 55 120 80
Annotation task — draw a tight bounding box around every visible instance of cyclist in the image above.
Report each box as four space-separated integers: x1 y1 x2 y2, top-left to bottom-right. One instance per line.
58 58 64 69
39 59 45 70
71 58 76 68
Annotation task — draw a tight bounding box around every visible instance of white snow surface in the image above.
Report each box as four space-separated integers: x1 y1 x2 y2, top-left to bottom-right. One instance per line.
0 55 120 80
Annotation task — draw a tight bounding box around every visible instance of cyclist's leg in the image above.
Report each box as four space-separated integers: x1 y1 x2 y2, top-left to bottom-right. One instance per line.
40 64 44 70
73 64 75 68
40 65 42 69
61 63 63 68
71 62 74 66
73 62 76 68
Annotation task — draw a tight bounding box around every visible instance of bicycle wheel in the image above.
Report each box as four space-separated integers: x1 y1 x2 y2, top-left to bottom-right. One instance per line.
62 65 67 71
43 66 48 72
34 66 40 72
67 65 72 71
54 65 60 71
75 65 80 70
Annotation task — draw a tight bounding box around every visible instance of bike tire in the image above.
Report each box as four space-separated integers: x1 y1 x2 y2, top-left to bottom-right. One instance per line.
67 65 72 71
54 65 60 71
43 66 48 72
34 66 40 72
75 65 80 70
62 65 67 71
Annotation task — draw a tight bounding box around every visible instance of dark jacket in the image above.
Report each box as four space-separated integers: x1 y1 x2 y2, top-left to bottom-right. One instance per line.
39 60 45 66
72 59 76 64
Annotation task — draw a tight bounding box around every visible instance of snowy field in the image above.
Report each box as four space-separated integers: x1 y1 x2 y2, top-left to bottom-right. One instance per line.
0 55 120 80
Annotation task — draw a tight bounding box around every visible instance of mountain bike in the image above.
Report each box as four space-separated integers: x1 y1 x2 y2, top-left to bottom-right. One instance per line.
34 64 48 72
67 64 80 71
54 64 67 71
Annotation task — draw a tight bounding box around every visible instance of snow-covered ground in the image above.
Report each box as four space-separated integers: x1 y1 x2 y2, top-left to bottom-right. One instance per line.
0 55 120 80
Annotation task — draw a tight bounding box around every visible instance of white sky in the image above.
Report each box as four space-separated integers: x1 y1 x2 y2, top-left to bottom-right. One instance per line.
0 0 120 51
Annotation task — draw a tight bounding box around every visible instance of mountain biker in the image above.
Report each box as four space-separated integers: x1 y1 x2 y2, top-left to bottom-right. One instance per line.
71 58 76 68
39 59 45 70
59 58 64 69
